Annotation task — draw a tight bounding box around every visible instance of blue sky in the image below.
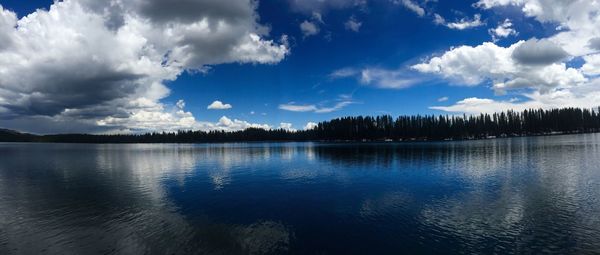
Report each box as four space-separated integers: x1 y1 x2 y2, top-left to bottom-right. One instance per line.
0 0 599 133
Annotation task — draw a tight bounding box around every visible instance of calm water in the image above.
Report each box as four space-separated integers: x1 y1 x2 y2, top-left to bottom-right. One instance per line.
1 134 600 254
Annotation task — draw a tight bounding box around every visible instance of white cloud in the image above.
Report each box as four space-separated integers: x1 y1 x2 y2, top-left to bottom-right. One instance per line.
176 100 186 110
314 101 354 113
360 68 422 89
431 97 528 114
0 5 16 50
425 0 600 114
304 122 318 130
345 17 362 32
207 100 233 110
279 122 293 129
474 0 580 23
279 99 354 114
437 96 449 102
95 100 269 132
474 0 517 9
0 0 288 133
489 19 517 41
412 41 586 94
432 79 600 114
432 13 484 30
330 67 423 89
433 14 446 25
445 14 484 30
214 116 270 131
582 54 600 76
300 20 319 37
278 104 318 112
299 10 329 38
329 67 360 78
279 122 297 132
395 0 425 17
96 100 198 132
475 0 600 57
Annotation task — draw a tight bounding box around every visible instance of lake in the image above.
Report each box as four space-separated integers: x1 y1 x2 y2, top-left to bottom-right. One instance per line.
1 134 600 254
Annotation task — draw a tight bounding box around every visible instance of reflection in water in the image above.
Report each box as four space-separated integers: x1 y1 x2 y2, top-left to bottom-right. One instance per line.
0 144 293 254
0 136 600 254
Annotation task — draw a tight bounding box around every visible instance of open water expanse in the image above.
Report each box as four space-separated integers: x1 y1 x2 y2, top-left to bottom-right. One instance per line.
1 134 600 254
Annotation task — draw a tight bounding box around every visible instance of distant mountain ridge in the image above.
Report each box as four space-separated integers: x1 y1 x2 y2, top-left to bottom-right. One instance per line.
0 128 36 142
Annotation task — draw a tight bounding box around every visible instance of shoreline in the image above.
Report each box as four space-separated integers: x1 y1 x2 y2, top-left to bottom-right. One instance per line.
1 131 597 145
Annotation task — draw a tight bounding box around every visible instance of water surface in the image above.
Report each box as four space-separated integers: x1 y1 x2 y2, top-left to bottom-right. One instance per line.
1 134 600 254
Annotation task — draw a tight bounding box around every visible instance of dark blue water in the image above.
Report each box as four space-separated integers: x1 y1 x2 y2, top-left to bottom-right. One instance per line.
1 134 600 254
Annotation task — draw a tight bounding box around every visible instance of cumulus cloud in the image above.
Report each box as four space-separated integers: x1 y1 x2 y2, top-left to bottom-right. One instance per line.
424 2 600 114
511 38 569 65
330 67 423 89
489 19 517 41
445 14 484 30
589 38 600 51
96 99 198 131
581 54 600 76
345 17 362 32
0 0 288 133
214 116 271 131
304 122 318 130
93 100 269 133
412 41 585 94
432 79 600 114
136 0 255 25
325 0 600 116
474 0 581 23
207 100 233 110
279 122 297 132
0 6 16 50
475 0 600 56
418 0 600 114
431 97 526 114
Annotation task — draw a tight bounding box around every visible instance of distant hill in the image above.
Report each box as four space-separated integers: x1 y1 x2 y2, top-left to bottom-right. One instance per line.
0 129 37 142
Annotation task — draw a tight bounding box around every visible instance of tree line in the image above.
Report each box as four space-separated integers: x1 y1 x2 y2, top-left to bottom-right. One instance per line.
310 107 600 141
2 107 600 143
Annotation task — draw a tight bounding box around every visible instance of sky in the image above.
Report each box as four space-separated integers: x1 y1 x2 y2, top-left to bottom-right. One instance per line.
0 0 599 134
